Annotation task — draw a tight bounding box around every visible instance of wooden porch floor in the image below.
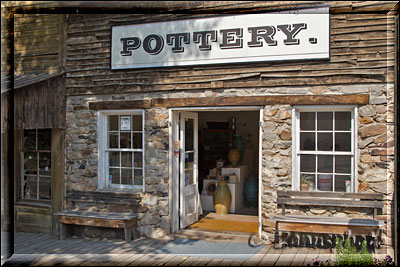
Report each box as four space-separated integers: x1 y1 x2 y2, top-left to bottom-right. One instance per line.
3 232 394 266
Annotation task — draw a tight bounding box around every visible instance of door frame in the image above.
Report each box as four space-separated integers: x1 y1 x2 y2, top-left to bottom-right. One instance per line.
168 106 264 237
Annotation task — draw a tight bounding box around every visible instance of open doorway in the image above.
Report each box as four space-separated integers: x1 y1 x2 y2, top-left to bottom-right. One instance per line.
170 107 262 236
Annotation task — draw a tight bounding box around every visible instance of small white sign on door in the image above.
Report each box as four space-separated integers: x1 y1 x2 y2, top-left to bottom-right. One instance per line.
120 116 131 131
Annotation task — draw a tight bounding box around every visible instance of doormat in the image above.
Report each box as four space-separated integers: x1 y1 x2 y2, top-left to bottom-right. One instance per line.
152 238 263 260
189 218 258 233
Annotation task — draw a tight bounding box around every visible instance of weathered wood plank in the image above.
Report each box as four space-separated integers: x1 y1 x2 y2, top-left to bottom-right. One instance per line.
151 94 369 108
242 245 272 266
277 190 384 200
88 100 151 110
272 215 383 227
277 198 383 209
278 221 380 236
275 247 299 266
290 247 309 266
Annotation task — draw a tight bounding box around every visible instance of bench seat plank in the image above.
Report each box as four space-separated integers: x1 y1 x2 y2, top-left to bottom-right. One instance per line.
271 215 384 227
55 210 136 220
277 198 383 209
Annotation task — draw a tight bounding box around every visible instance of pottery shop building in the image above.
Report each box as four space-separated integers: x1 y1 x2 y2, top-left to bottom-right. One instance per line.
7 1 398 251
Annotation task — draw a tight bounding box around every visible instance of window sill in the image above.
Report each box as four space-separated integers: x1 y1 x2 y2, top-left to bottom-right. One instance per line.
96 187 144 195
15 201 51 209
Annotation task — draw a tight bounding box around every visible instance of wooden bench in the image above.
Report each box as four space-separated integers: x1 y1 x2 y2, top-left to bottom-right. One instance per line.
55 190 140 242
271 190 384 249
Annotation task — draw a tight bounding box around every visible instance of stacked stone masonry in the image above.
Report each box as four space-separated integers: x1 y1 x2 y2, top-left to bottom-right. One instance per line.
65 82 394 246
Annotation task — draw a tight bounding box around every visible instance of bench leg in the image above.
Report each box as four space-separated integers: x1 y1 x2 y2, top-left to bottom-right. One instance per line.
60 222 66 240
124 227 132 242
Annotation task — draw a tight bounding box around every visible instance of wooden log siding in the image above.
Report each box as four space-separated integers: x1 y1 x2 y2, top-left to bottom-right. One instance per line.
88 94 369 110
65 3 396 96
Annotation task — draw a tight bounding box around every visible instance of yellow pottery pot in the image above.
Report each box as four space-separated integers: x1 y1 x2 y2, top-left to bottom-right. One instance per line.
213 180 232 214
228 148 240 167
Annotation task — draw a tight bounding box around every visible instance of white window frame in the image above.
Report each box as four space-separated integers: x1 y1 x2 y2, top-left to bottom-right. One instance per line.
292 105 358 192
98 110 145 191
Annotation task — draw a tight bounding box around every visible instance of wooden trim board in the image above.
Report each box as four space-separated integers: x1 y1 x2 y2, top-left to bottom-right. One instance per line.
88 94 369 110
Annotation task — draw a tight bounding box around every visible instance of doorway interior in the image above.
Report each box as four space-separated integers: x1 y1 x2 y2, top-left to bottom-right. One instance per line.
170 107 263 236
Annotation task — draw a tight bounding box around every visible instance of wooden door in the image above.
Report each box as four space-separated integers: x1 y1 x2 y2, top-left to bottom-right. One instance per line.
179 112 199 228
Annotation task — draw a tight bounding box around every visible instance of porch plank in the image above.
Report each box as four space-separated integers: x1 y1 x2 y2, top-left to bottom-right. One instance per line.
163 255 189 266
302 248 322 266
242 245 272 266
257 247 282 266
205 258 224 266
15 234 57 254
290 247 309 266
274 247 299 266
188 256 214 266
124 239 169 266
178 256 200 266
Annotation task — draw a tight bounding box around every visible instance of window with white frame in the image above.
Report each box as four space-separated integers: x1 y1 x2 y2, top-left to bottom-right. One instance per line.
293 106 357 192
98 111 145 190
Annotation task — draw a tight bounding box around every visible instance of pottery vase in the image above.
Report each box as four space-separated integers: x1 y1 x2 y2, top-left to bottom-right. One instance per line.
232 134 244 166
228 148 240 167
300 183 310 191
244 174 258 208
213 180 232 214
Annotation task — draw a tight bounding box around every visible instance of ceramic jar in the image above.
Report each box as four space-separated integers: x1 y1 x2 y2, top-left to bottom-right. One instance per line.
232 134 244 166
244 174 258 208
228 148 240 167
213 180 232 214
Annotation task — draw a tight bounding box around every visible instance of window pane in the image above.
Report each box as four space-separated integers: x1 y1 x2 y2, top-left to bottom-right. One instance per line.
317 133 333 151
39 152 51 175
317 155 333 173
134 169 143 185
317 112 333 130
38 129 51 150
185 169 194 186
109 168 120 184
335 175 350 192
317 174 333 191
121 152 132 167
300 112 315 130
132 115 142 131
109 151 120 167
120 116 131 131
133 133 142 149
335 155 351 174
300 173 315 190
109 115 118 131
335 133 351 151
24 176 37 199
300 154 316 172
24 152 37 175
121 169 132 185
335 112 351 131
24 130 36 150
185 152 194 169
109 133 118 148
185 118 194 151
300 132 315 150
120 132 131 148
39 177 51 200
134 152 143 168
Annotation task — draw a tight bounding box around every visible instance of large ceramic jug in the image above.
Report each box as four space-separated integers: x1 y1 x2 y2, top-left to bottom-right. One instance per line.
232 134 244 166
213 180 232 214
244 174 258 208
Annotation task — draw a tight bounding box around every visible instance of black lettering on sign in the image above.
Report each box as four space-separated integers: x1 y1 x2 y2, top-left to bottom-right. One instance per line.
120 37 141 56
193 31 217 51
219 28 243 49
247 26 277 47
143 34 164 55
166 33 190 53
277 23 307 45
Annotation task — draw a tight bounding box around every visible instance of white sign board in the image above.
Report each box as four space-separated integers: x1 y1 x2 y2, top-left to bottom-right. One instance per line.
111 7 330 69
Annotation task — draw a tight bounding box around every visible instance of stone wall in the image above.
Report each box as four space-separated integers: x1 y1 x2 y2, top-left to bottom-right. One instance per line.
65 83 394 244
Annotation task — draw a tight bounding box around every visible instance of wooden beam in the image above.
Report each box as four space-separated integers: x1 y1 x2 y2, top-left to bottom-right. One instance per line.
151 94 369 108
88 99 151 110
88 94 369 110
